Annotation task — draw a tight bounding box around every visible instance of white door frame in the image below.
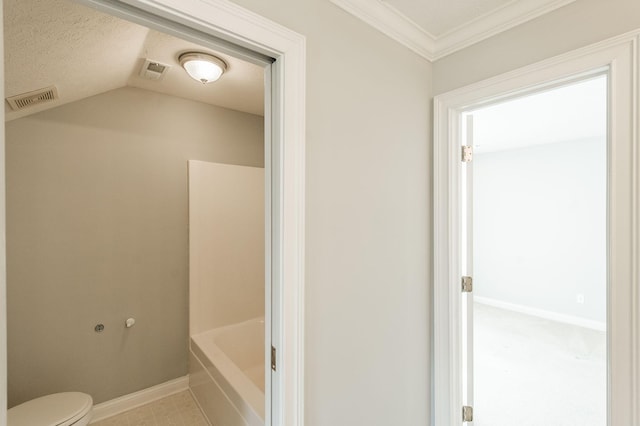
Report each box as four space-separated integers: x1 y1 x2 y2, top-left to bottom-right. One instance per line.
0 0 306 425
433 31 640 426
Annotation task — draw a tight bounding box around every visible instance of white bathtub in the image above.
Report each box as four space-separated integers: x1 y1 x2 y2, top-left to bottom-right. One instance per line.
190 318 265 426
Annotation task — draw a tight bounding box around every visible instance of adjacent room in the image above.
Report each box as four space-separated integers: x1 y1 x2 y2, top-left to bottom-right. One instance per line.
466 75 607 426
4 0 268 424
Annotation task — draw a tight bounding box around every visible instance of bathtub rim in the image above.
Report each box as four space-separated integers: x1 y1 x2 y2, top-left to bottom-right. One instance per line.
190 317 265 422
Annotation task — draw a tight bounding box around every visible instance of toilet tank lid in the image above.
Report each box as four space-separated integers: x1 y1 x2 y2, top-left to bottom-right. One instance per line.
8 392 93 426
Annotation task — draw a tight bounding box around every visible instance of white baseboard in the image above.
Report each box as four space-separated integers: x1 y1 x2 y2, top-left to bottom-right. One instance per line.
90 376 189 422
474 296 606 332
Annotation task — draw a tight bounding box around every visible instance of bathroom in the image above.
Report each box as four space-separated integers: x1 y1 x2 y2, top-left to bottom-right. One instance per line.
4 0 268 424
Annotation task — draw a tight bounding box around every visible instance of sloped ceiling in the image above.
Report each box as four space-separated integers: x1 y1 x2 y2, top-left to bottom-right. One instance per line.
330 0 576 61
4 0 265 121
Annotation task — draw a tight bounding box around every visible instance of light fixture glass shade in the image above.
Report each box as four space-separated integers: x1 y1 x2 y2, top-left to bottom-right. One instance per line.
179 52 227 84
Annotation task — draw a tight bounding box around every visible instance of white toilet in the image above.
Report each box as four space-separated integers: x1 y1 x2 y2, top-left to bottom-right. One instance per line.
8 392 93 426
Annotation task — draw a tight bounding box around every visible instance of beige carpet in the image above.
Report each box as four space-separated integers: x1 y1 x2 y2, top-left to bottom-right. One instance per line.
473 302 606 426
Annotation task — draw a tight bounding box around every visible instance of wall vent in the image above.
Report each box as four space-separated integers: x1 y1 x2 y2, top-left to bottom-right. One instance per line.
139 59 170 81
6 86 59 111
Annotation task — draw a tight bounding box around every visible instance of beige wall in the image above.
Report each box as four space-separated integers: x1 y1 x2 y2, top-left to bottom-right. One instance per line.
5 86 264 406
0 1 6 417
433 0 640 95
188 160 264 335
228 1 433 425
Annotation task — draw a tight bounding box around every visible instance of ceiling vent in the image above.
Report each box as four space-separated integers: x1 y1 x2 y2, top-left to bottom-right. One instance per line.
139 59 170 81
6 86 59 111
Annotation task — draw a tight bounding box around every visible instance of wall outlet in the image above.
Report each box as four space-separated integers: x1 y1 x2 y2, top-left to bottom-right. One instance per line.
576 294 585 304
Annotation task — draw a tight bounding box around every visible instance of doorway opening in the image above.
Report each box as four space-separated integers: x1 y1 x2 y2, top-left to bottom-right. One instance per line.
2 0 306 424
433 34 639 426
460 75 608 425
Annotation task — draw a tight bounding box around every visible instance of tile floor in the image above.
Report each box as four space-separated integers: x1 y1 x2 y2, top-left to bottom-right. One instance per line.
91 391 209 426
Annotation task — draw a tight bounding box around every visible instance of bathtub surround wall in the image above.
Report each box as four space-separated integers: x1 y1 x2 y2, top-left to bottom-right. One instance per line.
5 86 264 406
188 160 265 426
188 160 265 335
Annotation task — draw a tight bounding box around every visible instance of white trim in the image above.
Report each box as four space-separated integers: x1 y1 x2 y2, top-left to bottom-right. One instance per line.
633 29 640 426
329 0 575 61
474 296 607 332
434 30 640 426
90 376 189 422
435 0 576 60
8 1 306 426
329 0 435 61
263 61 274 426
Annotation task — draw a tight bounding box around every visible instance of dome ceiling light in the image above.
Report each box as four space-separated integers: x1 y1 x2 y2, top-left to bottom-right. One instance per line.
179 52 227 84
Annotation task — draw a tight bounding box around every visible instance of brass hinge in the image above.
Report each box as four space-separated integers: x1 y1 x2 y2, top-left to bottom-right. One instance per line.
461 276 473 293
462 405 473 422
462 145 473 162
271 345 277 371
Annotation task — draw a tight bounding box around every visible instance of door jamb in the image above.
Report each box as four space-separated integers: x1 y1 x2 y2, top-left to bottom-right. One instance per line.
433 31 640 426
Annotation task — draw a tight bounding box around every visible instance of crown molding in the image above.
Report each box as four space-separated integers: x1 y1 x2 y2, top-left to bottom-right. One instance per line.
433 0 577 59
331 0 436 61
330 0 577 62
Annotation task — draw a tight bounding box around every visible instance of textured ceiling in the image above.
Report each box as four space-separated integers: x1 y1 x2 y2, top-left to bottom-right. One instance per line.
386 0 514 36
3 0 265 121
